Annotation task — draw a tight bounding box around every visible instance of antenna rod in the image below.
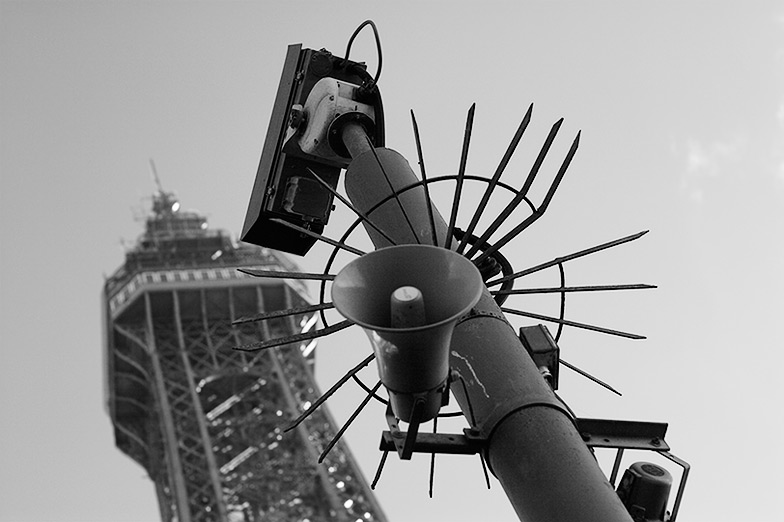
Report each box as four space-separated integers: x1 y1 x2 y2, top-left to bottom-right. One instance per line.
149 158 164 193
341 125 633 522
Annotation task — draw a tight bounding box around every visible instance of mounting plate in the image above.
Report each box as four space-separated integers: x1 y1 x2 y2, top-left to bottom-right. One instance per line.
241 44 384 255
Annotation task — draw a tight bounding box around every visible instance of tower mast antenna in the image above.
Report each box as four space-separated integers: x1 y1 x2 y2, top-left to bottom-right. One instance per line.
149 158 164 194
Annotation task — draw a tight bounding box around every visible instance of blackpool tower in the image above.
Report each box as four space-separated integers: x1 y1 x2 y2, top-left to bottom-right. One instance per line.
103 187 386 522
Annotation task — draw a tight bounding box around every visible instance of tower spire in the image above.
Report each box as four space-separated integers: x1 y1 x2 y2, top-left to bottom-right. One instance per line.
149 158 164 194
146 159 181 218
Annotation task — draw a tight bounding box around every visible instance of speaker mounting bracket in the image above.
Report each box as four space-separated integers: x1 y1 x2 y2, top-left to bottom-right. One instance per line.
379 425 486 459
381 371 488 460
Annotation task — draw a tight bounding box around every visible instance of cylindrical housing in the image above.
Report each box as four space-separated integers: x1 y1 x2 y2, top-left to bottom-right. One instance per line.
344 148 450 247
616 462 673 521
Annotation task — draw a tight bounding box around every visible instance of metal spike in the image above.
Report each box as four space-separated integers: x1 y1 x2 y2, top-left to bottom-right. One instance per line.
458 103 533 254
237 268 336 281
487 230 650 287
284 353 376 432
306 167 398 246
464 118 564 259
371 450 389 490
270 218 365 256
539 130 579 211
429 416 438 498
474 130 579 265
500 307 646 340
560 358 622 396
455 373 478 425
445 103 475 250
411 110 439 246
232 302 334 326
318 380 383 463
365 137 422 244
233 320 353 352
492 283 657 296
479 453 491 490
520 118 565 195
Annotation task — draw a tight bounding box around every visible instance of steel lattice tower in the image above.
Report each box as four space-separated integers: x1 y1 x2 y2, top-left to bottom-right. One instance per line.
103 189 386 522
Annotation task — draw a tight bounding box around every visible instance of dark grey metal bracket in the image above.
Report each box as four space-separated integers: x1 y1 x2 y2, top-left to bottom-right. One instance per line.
380 417 671 457
381 400 478 460
575 418 689 522
379 416 688 520
379 429 484 457
576 418 670 451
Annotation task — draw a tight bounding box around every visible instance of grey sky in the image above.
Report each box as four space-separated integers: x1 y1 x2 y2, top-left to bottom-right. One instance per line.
1 2 782 521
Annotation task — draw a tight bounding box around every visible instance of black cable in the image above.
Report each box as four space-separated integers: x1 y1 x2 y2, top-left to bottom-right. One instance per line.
343 20 383 87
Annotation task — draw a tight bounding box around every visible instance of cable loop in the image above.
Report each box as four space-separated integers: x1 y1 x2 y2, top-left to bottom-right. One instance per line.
343 20 383 89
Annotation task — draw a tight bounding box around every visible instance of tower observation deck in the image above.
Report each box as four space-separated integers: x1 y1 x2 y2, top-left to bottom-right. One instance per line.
103 189 386 522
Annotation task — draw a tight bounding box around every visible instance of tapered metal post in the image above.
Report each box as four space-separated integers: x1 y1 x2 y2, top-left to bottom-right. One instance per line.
342 127 632 521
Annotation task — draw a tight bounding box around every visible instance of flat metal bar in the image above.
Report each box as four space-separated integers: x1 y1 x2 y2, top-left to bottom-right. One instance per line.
237 268 335 281
379 431 484 455
560 358 622 396
306 167 398 246
500 307 646 340
609 448 625 487
487 230 650 287
445 103 475 250
574 418 670 451
284 352 376 432
474 130 580 265
319 380 383 463
270 218 365 256
493 283 656 296
411 110 440 246
464 118 564 259
457 103 533 254
232 302 334 325
233 319 353 352
657 451 690 521
401 399 426 459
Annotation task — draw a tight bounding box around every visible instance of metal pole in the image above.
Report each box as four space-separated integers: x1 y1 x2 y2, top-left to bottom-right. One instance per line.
341 125 633 522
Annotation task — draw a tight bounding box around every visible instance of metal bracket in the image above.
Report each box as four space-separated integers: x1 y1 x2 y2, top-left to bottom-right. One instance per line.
379 427 485 457
519 324 560 390
576 418 690 522
575 418 670 451
377 415 689 520
379 417 670 457
383 403 425 460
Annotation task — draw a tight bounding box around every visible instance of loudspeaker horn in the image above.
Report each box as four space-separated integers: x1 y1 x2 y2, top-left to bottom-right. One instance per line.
332 245 484 422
